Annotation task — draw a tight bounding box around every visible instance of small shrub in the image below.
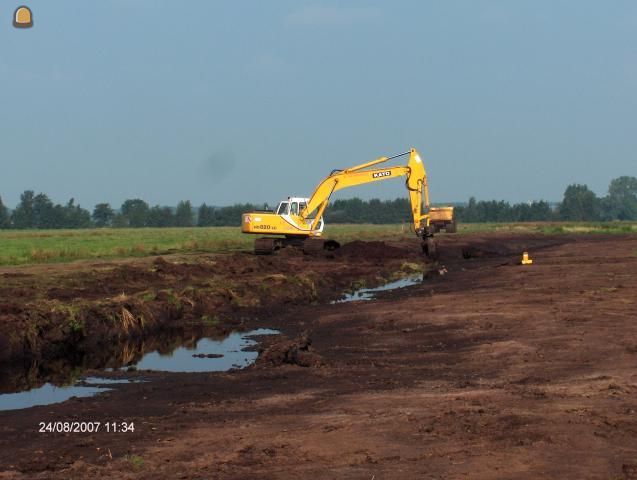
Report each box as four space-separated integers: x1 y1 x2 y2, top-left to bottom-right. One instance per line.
69 318 84 333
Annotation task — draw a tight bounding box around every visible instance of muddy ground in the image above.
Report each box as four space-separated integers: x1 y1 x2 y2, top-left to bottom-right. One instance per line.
0 240 425 393
1 233 637 479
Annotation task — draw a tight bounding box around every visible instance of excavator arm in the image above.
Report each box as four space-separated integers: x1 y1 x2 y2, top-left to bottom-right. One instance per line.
300 148 432 236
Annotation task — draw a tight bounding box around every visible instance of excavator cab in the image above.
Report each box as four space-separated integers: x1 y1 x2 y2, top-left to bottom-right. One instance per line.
244 196 327 254
276 202 289 215
276 199 306 217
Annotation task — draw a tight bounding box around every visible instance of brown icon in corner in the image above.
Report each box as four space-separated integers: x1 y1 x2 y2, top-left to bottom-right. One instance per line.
13 6 33 28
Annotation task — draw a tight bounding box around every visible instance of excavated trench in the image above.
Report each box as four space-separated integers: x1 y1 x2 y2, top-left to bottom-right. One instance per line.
0 239 437 406
0 235 567 410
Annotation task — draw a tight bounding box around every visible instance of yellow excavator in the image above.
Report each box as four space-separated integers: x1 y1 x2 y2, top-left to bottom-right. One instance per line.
241 148 455 257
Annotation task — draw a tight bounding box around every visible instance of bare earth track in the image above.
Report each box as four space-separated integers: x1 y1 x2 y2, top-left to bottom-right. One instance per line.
1 233 637 479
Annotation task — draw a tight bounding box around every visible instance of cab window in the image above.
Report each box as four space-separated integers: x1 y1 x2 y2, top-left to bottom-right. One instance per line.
276 202 289 215
290 202 299 215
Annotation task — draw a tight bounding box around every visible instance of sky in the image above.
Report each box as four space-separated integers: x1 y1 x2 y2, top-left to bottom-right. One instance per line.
1 0 636 209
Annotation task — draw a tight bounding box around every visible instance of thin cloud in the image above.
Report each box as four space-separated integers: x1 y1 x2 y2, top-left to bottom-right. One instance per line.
285 5 382 28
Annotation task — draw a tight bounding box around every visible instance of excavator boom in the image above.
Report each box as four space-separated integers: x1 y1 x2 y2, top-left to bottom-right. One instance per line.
300 149 430 236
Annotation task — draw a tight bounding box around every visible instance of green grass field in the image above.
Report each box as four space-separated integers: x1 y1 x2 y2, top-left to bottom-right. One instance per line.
0 222 635 266
0 225 410 266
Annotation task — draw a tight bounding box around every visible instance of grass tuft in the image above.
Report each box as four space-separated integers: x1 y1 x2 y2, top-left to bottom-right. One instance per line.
125 454 144 469
120 307 136 333
201 314 219 326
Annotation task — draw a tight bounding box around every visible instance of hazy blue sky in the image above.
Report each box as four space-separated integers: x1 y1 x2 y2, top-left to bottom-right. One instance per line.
1 1 636 208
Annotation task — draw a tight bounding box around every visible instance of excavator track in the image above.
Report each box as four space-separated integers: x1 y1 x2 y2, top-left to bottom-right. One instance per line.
254 238 281 255
302 239 325 254
255 237 341 255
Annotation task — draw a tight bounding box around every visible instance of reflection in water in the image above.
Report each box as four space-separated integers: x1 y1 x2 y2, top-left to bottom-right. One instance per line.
81 377 145 385
129 328 279 372
0 328 279 410
333 274 423 303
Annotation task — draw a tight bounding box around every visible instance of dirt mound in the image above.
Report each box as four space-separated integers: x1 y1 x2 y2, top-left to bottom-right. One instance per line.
152 256 217 277
257 334 324 368
152 256 177 273
337 240 407 259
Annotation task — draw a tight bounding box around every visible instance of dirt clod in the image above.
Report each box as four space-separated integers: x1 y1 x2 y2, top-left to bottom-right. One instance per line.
257 334 323 368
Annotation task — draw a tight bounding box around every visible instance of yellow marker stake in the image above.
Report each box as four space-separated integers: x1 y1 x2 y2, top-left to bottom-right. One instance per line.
521 252 533 265
13 6 33 28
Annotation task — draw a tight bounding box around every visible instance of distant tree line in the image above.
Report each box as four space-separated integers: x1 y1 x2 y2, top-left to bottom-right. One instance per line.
456 176 637 222
0 176 635 229
0 191 91 229
318 176 637 224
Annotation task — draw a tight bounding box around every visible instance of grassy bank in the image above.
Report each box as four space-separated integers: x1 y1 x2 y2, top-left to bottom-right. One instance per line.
1 222 635 266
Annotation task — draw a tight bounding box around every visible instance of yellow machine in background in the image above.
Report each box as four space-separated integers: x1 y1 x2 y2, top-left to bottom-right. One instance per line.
241 148 455 256
429 206 457 233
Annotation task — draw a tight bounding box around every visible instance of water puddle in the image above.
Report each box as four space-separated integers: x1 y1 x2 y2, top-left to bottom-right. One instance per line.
334 274 423 303
126 328 279 372
0 328 279 411
0 383 109 412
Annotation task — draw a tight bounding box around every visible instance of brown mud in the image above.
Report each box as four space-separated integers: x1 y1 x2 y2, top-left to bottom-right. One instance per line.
1 233 637 479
